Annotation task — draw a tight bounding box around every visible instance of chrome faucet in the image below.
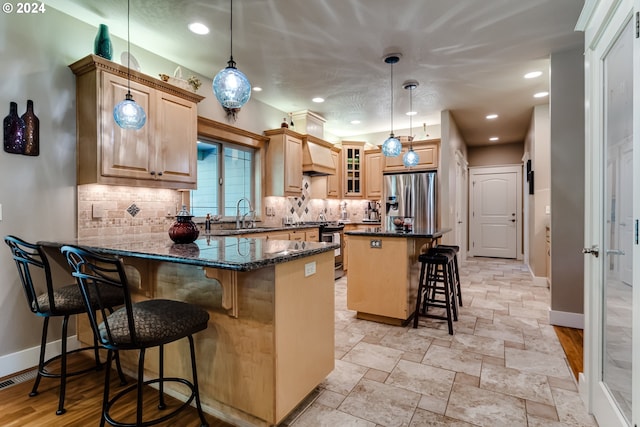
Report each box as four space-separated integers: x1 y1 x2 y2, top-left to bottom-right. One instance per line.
236 197 254 229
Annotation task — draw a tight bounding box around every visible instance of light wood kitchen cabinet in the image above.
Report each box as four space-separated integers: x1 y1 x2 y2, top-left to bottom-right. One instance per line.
341 141 366 198
365 148 383 199
309 147 342 200
342 223 373 271
383 140 440 172
305 229 319 242
69 54 203 189
289 230 305 241
327 147 342 198
264 129 303 196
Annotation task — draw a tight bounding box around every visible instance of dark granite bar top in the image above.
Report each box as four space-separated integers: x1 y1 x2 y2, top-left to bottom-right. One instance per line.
344 227 451 239
40 233 338 272
204 224 320 236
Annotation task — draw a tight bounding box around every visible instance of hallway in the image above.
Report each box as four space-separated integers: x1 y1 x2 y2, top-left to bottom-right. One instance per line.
289 257 596 426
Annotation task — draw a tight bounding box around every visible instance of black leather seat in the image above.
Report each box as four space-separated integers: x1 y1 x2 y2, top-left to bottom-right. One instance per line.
4 235 125 415
61 244 210 427
413 248 458 335
431 244 462 308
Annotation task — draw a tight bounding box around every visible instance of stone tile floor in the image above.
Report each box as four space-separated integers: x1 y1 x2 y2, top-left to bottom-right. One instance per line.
290 257 597 427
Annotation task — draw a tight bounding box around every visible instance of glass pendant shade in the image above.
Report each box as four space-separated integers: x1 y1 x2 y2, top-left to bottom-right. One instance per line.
403 148 419 167
382 133 402 157
213 59 252 109
114 0 146 130
113 93 146 130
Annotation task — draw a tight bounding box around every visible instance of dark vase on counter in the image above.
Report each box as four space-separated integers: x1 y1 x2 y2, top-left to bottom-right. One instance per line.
94 24 113 60
168 205 199 244
21 100 39 156
3 101 26 154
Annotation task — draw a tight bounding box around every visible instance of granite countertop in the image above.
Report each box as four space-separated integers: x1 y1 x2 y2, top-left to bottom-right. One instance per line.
344 227 451 239
41 233 338 272
203 224 321 236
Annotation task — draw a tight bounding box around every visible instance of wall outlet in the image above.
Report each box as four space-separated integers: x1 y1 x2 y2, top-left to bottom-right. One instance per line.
304 261 316 277
370 239 382 248
266 206 275 216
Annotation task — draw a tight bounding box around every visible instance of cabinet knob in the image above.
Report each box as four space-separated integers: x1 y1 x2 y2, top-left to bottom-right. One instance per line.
150 171 156 175
157 171 163 176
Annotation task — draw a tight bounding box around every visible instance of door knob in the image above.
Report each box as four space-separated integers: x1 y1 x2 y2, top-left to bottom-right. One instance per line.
510 219 516 222
582 245 599 257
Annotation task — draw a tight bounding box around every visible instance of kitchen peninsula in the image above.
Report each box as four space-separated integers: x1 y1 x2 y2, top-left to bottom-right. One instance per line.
345 227 450 325
41 233 337 427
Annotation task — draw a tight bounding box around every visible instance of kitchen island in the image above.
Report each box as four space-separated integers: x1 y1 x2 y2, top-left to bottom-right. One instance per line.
41 233 337 427
344 227 450 326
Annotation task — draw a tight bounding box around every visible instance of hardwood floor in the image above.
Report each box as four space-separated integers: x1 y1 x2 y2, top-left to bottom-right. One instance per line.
554 325 584 381
0 354 233 427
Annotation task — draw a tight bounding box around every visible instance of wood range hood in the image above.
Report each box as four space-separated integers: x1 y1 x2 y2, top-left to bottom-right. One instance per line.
302 134 336 176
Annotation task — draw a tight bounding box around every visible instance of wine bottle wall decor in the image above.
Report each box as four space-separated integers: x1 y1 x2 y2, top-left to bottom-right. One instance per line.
3 100 40 156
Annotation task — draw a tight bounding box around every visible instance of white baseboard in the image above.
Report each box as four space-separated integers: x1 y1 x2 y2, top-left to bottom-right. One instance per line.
0 335 81 378
532 276 548 286
549 309 584 329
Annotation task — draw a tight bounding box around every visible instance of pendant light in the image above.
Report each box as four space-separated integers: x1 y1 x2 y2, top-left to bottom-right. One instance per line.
213 0 251 110
402 80 419 167
381 54 402 157
113 0 146 130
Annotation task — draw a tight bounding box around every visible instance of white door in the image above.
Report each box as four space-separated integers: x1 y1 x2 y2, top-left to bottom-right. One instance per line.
469 167 518 258
582 2 636 426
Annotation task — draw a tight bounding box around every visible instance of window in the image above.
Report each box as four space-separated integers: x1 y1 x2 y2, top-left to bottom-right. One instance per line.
190 139 255 219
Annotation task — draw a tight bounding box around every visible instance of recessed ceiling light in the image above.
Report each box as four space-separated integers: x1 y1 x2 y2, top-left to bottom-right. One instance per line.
534 91 549 98
524 71 543 79
252 86 262 92
489 137 499 141
486 114 498 120
406 111 417 116
312 97 325 103
350 120 361 125
188 22 209 35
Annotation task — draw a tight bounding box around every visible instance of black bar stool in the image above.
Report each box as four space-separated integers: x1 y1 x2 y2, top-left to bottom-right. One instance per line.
413 248 457 335
4 235 126 415
62 245 210 427
432 244 462 307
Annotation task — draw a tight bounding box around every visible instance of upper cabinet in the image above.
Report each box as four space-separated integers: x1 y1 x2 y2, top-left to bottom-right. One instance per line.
327 147 342 198
365 148 382 200
69 55 203 190
383 140 440 172
264 128 303 196
341 141 365 198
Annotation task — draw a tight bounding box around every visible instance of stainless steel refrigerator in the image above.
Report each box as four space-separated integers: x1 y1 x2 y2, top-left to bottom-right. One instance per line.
383 171 437 233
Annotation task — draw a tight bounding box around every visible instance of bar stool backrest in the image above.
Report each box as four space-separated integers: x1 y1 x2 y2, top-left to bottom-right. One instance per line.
62 245 138 349
4 235 57 316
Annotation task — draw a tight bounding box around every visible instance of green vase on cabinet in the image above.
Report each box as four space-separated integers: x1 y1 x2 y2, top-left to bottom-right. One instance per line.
94 24 113 60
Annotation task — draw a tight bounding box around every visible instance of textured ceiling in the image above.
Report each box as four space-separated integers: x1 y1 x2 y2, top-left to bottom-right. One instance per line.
45 0 585 146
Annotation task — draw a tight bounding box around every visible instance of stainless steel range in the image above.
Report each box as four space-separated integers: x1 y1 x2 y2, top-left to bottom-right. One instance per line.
318 222 345 279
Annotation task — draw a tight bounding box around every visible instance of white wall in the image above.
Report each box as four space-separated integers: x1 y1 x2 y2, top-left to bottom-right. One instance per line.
0 8 287 371
439 111 467 244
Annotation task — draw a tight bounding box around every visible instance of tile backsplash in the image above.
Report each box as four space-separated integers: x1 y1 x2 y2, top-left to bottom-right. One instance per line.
78 180 379 237
78 184 181 238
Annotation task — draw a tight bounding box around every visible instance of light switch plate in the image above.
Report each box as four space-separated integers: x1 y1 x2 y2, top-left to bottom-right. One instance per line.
304 261 316 277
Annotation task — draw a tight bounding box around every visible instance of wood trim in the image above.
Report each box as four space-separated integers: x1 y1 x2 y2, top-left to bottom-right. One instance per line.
198 117 268 149
203 268 239 318
69 54 205 104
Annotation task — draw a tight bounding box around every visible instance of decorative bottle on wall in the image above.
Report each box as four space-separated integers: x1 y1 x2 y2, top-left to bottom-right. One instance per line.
21 100 39 156
3 101 26 154
94 24 113 60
